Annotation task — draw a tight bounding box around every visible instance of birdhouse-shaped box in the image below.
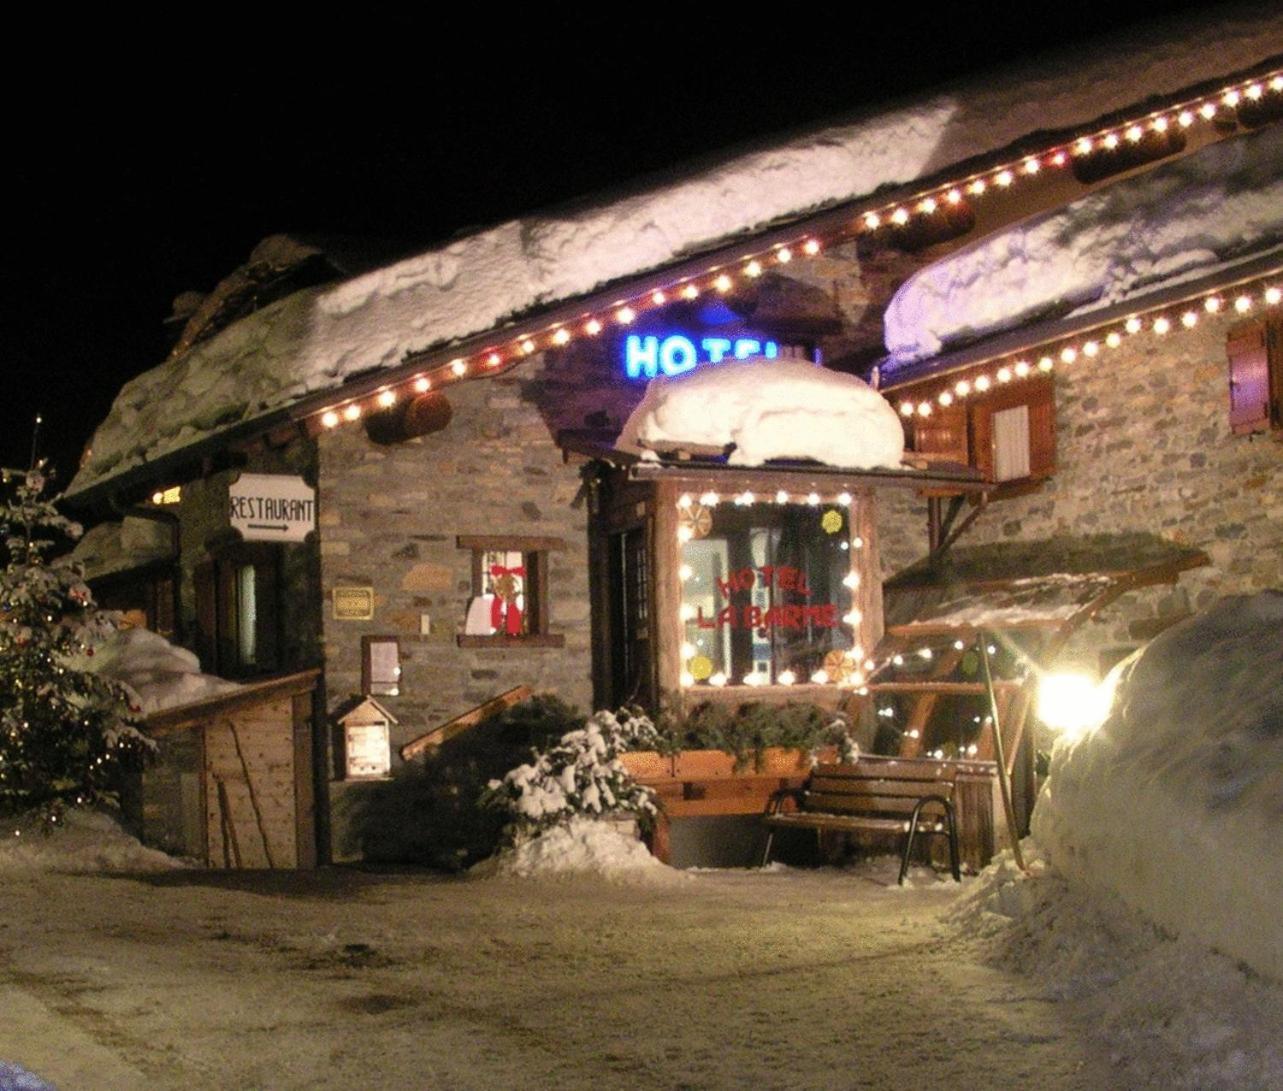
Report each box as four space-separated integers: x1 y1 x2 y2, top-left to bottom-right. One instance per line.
338 697 397 780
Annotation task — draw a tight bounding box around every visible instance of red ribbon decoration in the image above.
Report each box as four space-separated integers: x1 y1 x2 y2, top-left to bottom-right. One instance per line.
489 564 526 635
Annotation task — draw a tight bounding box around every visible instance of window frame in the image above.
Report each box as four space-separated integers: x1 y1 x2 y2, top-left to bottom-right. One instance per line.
676 499 863 689
1227 316 1283 435
455 534 566 648
909 375 1056 496
194 540 282 679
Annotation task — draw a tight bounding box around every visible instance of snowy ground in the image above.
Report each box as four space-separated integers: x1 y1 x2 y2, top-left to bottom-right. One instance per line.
4 826 1279 1090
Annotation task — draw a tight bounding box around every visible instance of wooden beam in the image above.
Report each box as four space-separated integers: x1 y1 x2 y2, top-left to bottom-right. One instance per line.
867 681 1022 695
145 670 321 734
399 685 533 760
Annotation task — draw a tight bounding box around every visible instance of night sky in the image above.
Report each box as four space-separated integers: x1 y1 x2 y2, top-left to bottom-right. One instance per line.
6 5 1221 484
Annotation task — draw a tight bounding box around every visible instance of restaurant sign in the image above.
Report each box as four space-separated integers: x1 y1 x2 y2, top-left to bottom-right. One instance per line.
229 473 317 543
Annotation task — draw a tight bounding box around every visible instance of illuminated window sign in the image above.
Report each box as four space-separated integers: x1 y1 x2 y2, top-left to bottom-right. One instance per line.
623 332 780 379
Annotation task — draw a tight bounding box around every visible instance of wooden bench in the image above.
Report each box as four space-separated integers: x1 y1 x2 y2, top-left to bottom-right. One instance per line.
760 760 962 885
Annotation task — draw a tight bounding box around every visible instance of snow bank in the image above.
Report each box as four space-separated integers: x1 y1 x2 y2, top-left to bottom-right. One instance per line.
885 124 1283 365
69 10 1283 496
1033 592 1283 983
471 816 684 885
618 357 904 468
0 809 182 873
952 843 1283 1090
86 627 240 715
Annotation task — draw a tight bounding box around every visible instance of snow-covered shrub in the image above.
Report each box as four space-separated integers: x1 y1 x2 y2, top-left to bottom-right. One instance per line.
482 707 660 837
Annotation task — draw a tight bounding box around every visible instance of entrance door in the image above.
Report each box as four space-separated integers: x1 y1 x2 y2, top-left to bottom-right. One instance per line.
607 525 654 708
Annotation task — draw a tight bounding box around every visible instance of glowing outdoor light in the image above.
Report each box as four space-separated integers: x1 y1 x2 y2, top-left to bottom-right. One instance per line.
1037 672 1116 739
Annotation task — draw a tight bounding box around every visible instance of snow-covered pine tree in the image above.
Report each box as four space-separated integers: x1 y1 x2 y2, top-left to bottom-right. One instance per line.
0 464 150 826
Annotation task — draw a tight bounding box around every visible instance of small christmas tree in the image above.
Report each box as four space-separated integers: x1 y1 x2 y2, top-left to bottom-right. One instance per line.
0 464 150 826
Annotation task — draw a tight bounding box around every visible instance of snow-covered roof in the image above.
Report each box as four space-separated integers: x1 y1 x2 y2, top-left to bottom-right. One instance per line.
884 122 1283 367
883 534 1209 632
68 10 1283 500
69 515 174 582
893 574 1120 632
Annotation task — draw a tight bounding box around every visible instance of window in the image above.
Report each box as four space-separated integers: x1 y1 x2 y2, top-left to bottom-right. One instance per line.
194 544 280 678
456 535 565 648
910 376 1055 492
1227 317 1282 434
679 502 860 687
94 568 178 641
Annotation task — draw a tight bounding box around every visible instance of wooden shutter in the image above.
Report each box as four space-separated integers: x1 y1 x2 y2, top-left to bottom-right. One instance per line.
1227 320 1273 434
912 402 969 463
216 560 238 675
193 561 218 672
971 402 995 481
1026 378 1057 480
253 555 280 672
971 377 1055 484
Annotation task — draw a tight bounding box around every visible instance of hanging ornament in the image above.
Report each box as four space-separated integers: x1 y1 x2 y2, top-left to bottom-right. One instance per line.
820 509 843 534
678 504 713 541
823 649 856 682
688 655 714 681
488 565 525 635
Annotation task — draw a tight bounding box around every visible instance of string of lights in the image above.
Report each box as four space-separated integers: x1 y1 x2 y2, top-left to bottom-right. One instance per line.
305 70 1283 434
891 273 1282 417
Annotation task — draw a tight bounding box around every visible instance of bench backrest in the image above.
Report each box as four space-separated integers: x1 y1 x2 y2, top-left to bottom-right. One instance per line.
802 761 957 819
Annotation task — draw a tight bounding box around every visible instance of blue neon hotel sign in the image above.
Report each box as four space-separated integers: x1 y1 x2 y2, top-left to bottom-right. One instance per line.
623 332 779 379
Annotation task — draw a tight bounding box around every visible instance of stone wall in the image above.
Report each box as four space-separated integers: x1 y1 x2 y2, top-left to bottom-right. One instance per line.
175 439 322 674
315 351 640 762
877 311 1283 673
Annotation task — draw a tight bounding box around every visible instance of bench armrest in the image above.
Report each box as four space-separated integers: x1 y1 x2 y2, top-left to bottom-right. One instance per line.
764 786 806 815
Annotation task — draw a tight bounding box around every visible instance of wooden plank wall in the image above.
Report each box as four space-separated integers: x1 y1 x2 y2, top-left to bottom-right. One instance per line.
205 697 299 868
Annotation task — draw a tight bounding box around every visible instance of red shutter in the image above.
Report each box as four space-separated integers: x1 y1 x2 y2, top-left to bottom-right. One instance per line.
1026 379 1057 480
1227 320 1271 434
970 376 1055 484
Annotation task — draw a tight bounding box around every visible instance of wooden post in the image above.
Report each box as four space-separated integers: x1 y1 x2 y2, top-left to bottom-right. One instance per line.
979 632 1026 872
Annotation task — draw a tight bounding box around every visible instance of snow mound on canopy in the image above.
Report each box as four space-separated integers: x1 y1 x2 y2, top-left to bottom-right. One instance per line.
1033 591 1283 982
618 358 905 468
88 627 240 715
885 124 1283 365
471 817 686 884
0 809 183 873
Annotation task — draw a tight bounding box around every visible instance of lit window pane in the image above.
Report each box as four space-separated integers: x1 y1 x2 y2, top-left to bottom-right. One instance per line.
237 565 257 666
482 549 527 636
992 404 1031 481
679 504 856 684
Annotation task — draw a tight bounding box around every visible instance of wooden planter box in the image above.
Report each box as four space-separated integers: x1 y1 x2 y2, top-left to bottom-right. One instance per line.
620 748 825 864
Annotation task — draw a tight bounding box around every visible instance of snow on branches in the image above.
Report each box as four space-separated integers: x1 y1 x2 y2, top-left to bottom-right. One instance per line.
482 707 661 838
0 465 151 825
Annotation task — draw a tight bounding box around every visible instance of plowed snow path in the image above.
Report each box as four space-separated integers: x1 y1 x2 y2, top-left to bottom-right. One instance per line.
0 866 1110 1090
